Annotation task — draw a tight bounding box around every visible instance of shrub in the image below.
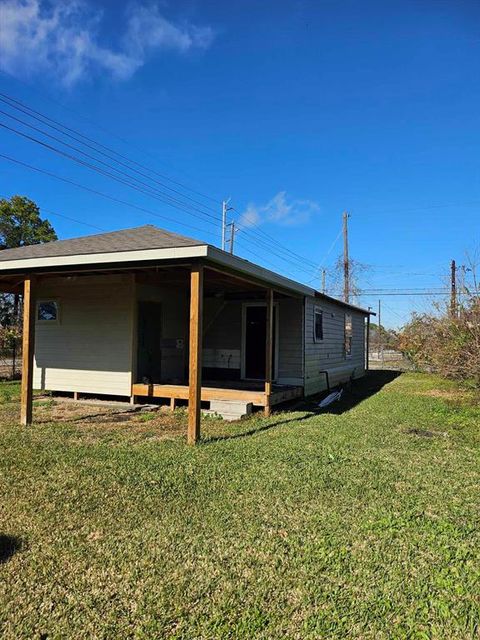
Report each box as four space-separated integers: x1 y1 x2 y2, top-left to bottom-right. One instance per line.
397 301 480 387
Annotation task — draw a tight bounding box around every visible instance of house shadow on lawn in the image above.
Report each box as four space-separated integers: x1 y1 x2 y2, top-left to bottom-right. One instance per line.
306 369 403 416
205 370 402 443
0 534 22 564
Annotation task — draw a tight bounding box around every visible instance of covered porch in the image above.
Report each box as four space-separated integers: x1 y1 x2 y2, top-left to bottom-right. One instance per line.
2 257 305 443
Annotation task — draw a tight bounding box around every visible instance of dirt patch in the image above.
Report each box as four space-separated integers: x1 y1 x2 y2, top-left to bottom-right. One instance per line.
415 389 471 401
406 428 436 438
31 399 189 443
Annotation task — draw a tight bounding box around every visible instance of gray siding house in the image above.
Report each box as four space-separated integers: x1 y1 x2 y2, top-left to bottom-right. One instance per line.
0 225 371 442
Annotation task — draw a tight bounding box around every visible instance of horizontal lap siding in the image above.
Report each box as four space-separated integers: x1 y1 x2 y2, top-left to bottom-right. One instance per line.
277 298 303 384
203 297 304 383
304 297 366 396
33 275 134 396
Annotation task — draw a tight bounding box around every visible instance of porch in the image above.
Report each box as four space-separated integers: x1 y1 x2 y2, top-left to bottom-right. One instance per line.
3 257 305 443
132 380 303 409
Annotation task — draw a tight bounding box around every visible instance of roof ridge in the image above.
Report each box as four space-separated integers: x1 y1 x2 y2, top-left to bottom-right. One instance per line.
0 224 205 260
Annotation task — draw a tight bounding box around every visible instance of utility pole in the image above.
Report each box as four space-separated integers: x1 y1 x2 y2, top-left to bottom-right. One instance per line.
366 307 371 370
227 222 237 254
343 211 350 303
321 269 326 294
450 259 457 318
222 199 232 251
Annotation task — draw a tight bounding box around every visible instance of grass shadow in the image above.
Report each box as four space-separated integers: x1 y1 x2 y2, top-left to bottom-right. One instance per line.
203 370 403 443
307 369 403 415
203 413 314 443
0 534 22 563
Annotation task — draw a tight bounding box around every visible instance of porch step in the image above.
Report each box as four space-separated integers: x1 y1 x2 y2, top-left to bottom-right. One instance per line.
205 400 253 421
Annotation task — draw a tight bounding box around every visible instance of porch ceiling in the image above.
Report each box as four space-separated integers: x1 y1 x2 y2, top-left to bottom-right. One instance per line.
0 263 295 298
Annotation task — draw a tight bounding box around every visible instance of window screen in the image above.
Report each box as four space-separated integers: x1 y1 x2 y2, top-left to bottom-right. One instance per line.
37 301 59 322
314 307 323 342
344 313 353 357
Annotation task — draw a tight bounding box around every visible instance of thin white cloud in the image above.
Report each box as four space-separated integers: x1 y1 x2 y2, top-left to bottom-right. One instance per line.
0 0 215 87
238 191 320 228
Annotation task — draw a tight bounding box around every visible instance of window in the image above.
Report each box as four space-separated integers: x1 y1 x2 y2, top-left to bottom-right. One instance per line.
344 313 353 357
314 307 323 342
37 301 59 323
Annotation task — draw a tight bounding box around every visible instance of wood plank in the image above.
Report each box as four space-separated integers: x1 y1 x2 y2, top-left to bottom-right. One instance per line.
132 383 267 406
188 264 203 444
270 386 303 405
264 288 274 417
20 276 35 426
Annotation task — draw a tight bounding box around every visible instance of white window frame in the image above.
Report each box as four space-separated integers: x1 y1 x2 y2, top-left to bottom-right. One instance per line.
241 302 279 381
344 313 353 358
314 306 324 343
36 299 60 325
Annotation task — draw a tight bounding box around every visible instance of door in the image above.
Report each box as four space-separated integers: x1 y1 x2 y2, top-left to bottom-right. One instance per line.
243 305 276 380
137 301 163 383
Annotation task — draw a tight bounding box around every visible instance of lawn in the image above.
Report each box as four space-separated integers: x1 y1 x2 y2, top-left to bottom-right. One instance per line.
0 372 479 639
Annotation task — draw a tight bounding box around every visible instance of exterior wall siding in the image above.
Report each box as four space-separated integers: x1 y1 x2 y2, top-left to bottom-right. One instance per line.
203 297 304 383
277 297 303 384
33 275 134 396
32 273 367 400
304 296 366 396
135 282 189 382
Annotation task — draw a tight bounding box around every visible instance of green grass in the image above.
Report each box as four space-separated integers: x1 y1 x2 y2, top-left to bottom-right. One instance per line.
0 372 479 639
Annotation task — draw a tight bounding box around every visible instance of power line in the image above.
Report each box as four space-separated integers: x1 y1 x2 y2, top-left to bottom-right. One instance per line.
0 92 326 276
357 291 454 296
360 287 450 292
0 154 220 239
0 91 323 271
0 87 222 206
0 122 223 226
0 194 106 232
0 96 223 217
0 123 321 277
233 213 321 271
0 154 322 285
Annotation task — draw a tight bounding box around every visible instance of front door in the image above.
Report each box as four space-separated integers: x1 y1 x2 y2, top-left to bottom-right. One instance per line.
244 305 276 380
137 301 163 383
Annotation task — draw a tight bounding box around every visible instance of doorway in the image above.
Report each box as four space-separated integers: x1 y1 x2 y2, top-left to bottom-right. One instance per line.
242 304 277 380
137 301 163 383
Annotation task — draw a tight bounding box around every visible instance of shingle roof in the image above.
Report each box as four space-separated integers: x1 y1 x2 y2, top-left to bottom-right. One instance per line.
0 225 204 261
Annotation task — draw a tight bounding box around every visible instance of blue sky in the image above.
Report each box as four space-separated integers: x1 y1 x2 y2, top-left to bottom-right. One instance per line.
1 0 479 327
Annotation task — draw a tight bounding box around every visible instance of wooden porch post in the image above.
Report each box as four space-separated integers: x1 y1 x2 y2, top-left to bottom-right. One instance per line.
188 264 203 444
20 276 35 426
365 313 371 371
264 288 274 417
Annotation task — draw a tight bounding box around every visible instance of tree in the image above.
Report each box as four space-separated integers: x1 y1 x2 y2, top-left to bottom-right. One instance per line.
326 255 370 304
0 195 57 248
0 196 57 378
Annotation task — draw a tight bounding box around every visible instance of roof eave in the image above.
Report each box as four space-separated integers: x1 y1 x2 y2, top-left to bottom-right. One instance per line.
0 242 372 314
205 246 315 297
0 244 209 273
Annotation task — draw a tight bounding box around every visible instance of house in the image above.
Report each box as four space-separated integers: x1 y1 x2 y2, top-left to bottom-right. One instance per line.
0 225 372 442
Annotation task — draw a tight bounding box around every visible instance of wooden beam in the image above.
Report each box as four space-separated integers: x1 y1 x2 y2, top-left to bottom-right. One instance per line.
188 264 203 444
132 383 267 406
20 276 36 426
365 314 370 371
264 288 274 417
131 382 303 407
205 265 301 298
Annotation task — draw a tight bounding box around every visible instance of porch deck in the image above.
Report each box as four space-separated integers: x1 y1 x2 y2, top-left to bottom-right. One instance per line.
131 381 303 408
